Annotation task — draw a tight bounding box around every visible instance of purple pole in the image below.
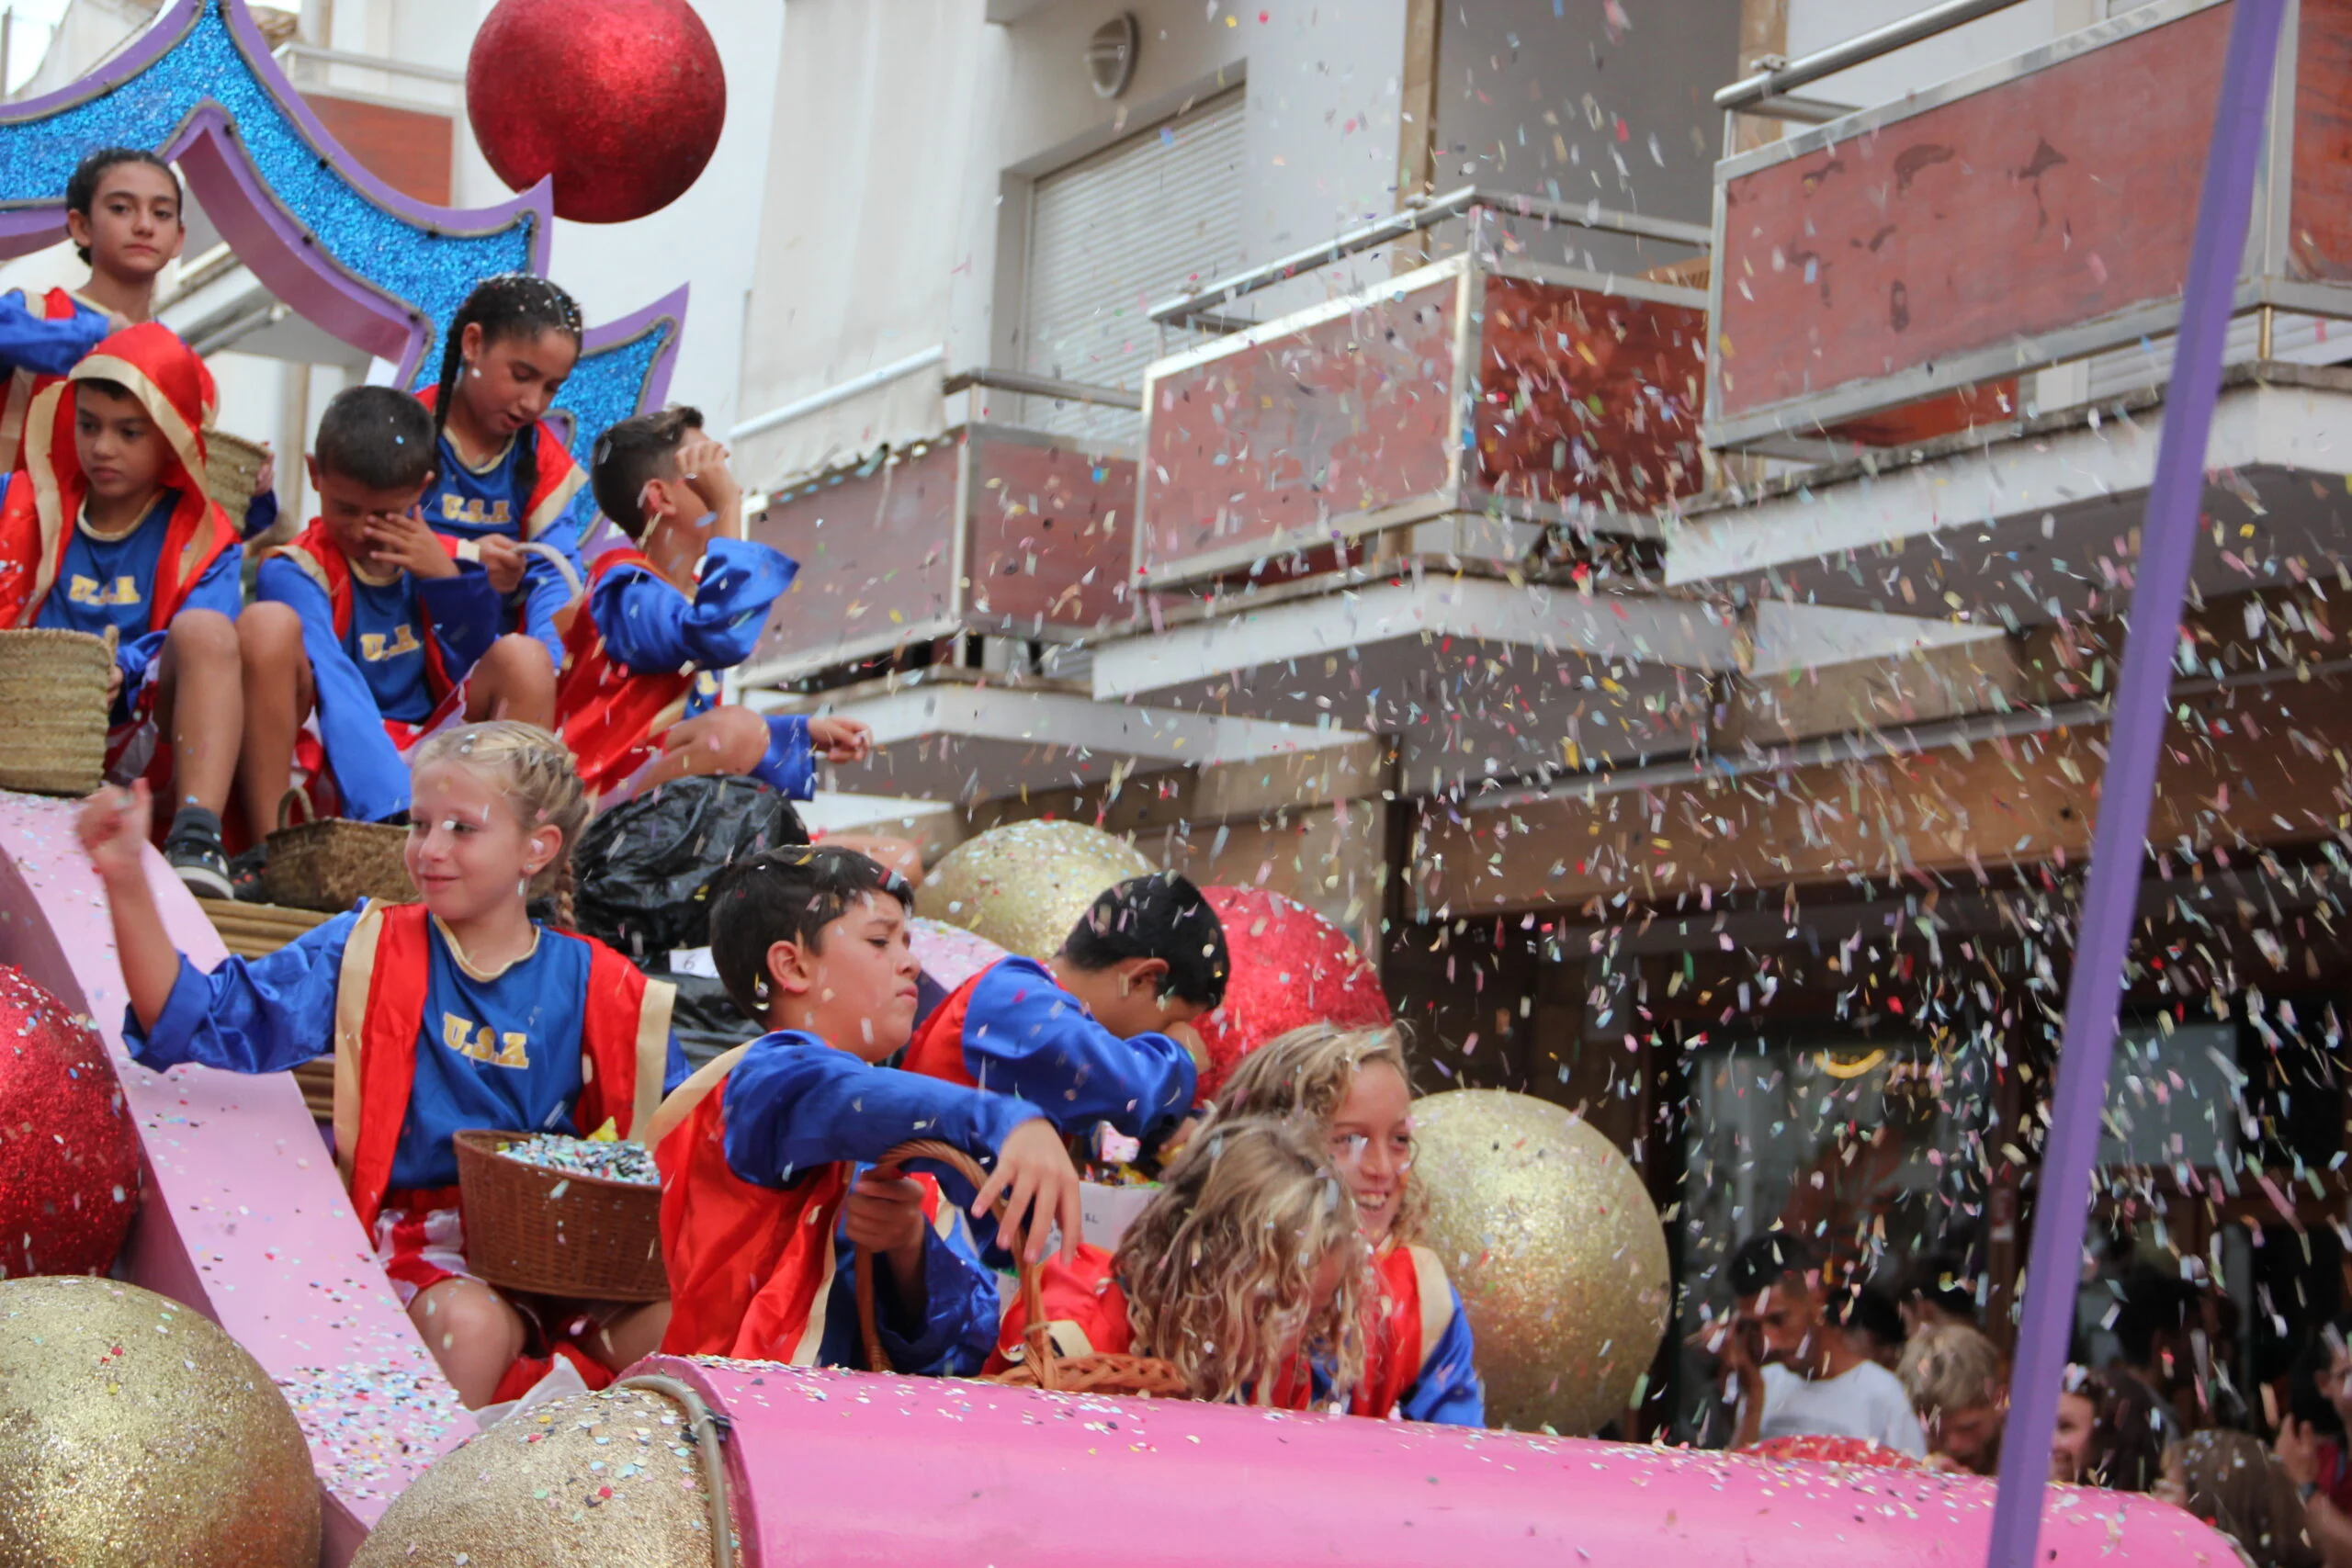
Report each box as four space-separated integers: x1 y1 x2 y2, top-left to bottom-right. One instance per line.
1984 2 2286 1562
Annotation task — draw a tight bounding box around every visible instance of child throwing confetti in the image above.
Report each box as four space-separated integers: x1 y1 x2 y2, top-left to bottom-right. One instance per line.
82 720 689 1407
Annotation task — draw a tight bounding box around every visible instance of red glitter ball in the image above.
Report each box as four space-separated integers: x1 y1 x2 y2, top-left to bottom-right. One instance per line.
1193 887 1392 1102
0 965 139 1279
466 0 728 224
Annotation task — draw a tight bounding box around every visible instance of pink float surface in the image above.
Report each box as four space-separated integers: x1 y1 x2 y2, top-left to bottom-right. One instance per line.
643 1356 2233 1567
0 793 465 1562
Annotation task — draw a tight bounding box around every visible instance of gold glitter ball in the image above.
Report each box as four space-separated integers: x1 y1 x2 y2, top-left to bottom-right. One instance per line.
916 819 1156 961
0 1276 318 1567
1412 1089 1670 1435
353 1385 723 1567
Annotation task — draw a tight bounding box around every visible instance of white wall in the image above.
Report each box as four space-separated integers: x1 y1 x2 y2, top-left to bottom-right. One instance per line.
1435 0 1740 276
731 0 1417 484
1777 0 2110 116
437 0 785 433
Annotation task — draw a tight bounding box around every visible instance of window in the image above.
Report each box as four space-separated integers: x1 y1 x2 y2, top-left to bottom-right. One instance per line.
1019 88 1246 442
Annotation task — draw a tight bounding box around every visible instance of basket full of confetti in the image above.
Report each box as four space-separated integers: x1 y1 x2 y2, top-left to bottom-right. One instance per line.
452 1127 667 1302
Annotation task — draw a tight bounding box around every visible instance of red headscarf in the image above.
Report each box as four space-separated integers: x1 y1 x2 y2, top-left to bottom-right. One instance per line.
0 321 234 630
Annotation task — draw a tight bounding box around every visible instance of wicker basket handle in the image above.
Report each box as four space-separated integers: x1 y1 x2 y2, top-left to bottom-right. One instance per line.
854 1137 1057 1390
275 787 315 834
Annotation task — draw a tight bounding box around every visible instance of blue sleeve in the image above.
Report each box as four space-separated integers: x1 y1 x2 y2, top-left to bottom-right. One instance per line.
847 1189 1002 1377
241 487 279 543
719 1032 1046 1188
124 911 358 1074
751 713 813 799
256 556 409 822
0 290 106 378
414 564 503 675
662 1031 691 1095
515 513 583 669
183 543 243 618
114 631 164 718
959 957 1200 1139
595 537 797 675
1399 1288 1486 1427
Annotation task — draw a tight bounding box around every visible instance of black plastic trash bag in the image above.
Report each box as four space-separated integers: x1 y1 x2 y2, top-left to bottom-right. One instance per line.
573 775 808 964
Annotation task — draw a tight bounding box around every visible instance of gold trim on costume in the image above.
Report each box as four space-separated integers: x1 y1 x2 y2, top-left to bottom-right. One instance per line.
20 379 67 612
428 912 539 981
630 977 676 1135
268 544 334 597
0 290 75 472
524 465 584 542
73 501 151 544
789 1216 838 1368
333 904 390 1190
1408 1243 1453 1374
647 1043 747 1149
70 353 208 507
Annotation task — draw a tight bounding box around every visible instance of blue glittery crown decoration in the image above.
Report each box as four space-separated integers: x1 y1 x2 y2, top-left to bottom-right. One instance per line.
0 0 684 463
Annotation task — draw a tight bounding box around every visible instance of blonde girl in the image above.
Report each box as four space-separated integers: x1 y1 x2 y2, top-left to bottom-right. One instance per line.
986 1115 1368 1406
1215 1023 1484 1425
83 721 686 1408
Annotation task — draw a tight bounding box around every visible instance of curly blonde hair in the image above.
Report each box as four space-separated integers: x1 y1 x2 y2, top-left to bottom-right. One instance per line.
1114 1115 1368 1406
1212 1022 1426 1244
408 721 591 927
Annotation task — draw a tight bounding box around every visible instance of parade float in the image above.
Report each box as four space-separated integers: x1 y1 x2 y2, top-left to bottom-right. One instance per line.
0 0 2267 1563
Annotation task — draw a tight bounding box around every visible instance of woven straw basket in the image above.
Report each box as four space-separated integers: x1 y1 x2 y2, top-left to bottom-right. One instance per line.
857 1139 1191 1398
0 628 110 795
262 790 414 912
204 428 269 537
452 1128 668 1302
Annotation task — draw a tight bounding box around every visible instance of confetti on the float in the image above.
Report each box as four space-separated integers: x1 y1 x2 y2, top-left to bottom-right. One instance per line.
494 1133 662 1187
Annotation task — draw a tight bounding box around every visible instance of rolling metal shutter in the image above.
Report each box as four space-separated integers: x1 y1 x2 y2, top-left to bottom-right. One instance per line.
1020 88 1246 443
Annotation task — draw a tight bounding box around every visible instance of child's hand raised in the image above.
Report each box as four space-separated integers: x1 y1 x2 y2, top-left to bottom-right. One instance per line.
77 782 153 886
477 535 526 595
976 1118 1083 1265
362 509 458 580
673 434 741 515
808 716 873 763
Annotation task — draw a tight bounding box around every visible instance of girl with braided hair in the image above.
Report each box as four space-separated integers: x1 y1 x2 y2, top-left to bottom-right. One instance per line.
81 720 690 1409
419 275 593 675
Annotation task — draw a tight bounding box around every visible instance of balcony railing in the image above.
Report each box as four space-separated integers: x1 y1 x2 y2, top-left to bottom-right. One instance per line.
738 423 1136 686
1704 0 2348 448
1135 192 1711 589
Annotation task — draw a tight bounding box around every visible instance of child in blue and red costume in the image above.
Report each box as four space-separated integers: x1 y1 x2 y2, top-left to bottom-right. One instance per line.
986 1114 1370 1405
902 872 1224 1256
0 150 278 533
654 846 1082 1371
81 721 690 1409
0 148 156 470
417 274 594 674
234 386 555 857
1216 1024 1485 1426
0 322 247 895
560 405 870 807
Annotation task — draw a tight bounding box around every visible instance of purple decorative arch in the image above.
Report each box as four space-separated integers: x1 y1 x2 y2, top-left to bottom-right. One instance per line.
0 0 684 429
